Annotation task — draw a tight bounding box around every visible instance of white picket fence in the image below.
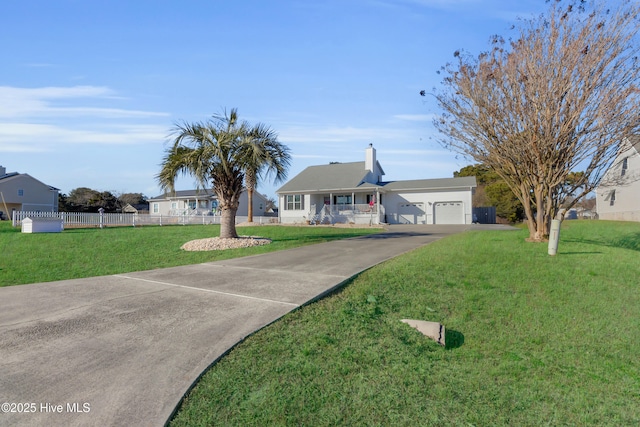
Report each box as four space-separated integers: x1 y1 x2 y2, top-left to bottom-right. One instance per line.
11 211 278 228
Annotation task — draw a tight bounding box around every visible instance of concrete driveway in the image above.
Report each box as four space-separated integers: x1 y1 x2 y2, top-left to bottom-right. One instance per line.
0 224 513 426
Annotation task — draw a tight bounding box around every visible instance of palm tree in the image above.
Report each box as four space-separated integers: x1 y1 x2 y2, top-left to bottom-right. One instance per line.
156 109 290 239
240 123 291 223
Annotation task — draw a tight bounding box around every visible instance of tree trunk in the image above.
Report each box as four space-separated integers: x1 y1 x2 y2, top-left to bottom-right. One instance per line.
533 187 546 242
219 205 238 239
247 188 254 223
213 168 243 239
521 184 546 242
522 197 539 242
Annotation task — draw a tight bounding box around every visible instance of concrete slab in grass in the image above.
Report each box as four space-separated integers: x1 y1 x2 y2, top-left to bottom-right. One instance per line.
401 319 445 346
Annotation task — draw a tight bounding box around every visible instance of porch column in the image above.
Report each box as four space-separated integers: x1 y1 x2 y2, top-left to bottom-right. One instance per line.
376 189 381 223
351 192 355 210
329 193 333 218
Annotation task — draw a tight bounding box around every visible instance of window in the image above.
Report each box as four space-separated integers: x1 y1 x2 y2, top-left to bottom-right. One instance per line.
334 195 352 205
17 189 24 196
188 201 196 209
285 194 303 210
152 203 159 213
622 157 628 176
610 190 616 206
171 202 177 209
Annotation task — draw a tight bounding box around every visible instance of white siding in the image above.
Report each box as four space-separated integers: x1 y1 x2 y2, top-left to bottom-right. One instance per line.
279 194 310 224
0 174 58 212
596 144 640 221
384 189 473 225
149 190 267 217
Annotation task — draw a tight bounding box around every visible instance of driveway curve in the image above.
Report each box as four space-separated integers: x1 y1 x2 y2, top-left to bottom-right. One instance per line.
0 224 513 426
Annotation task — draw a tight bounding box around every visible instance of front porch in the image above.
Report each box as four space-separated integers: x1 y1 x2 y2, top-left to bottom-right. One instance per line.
168 208 213 216
308 203 384 225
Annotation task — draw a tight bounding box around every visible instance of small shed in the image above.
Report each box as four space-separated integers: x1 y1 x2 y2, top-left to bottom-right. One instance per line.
21 217 64 233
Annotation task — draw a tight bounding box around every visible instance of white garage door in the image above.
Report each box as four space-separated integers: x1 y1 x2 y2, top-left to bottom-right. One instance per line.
434 201 464 224
398 203 426 224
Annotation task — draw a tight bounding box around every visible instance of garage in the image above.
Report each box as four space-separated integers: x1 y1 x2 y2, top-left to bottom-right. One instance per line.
434 201 464 224
398 202 426 224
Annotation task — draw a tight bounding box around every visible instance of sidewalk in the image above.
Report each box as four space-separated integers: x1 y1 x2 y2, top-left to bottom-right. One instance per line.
0 224 510 426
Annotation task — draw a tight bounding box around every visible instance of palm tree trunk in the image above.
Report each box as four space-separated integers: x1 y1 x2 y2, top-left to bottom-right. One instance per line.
215 171 243 239
245 168 257 224
247 188 254 223
219 205 238 239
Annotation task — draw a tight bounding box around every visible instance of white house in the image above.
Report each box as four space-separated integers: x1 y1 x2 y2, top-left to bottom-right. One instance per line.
276 144 476 225
595 136 640 222
0 165 59 220
148 188 270 218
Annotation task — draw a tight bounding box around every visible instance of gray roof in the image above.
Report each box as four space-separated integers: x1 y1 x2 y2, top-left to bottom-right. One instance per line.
149 188 269 202
0 172 19 181
277 162 476 194
380 176 477 191
276 162 371 193
149 189 215 200
0 172 59 191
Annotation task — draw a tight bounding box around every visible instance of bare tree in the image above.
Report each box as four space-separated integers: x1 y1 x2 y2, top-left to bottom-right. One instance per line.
430 0 640 241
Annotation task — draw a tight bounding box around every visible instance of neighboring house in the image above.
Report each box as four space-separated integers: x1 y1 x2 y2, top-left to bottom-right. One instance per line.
0 165 59 220
148 188 269 218
595 136 640 222
122 203 149 214
276 144 476 225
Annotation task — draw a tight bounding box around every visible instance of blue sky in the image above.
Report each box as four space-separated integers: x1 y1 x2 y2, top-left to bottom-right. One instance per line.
1 0 548 201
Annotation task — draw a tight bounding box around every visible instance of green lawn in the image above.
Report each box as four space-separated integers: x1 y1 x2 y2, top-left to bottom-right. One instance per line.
0 222 380 286
168 220 640 426
3 220 638 425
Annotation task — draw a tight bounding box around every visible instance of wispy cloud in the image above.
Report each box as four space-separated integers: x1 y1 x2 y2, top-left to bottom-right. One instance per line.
24 63 57 68
0 142 46 153
408 0 480 6
399 0 482 12
0 86 169 119
0 85 170 151
2 85 113 99
0 123 167 151
395 0 543 21
291 153 332 159
279 125 422 144
393 114 434 122
382 148 446 156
